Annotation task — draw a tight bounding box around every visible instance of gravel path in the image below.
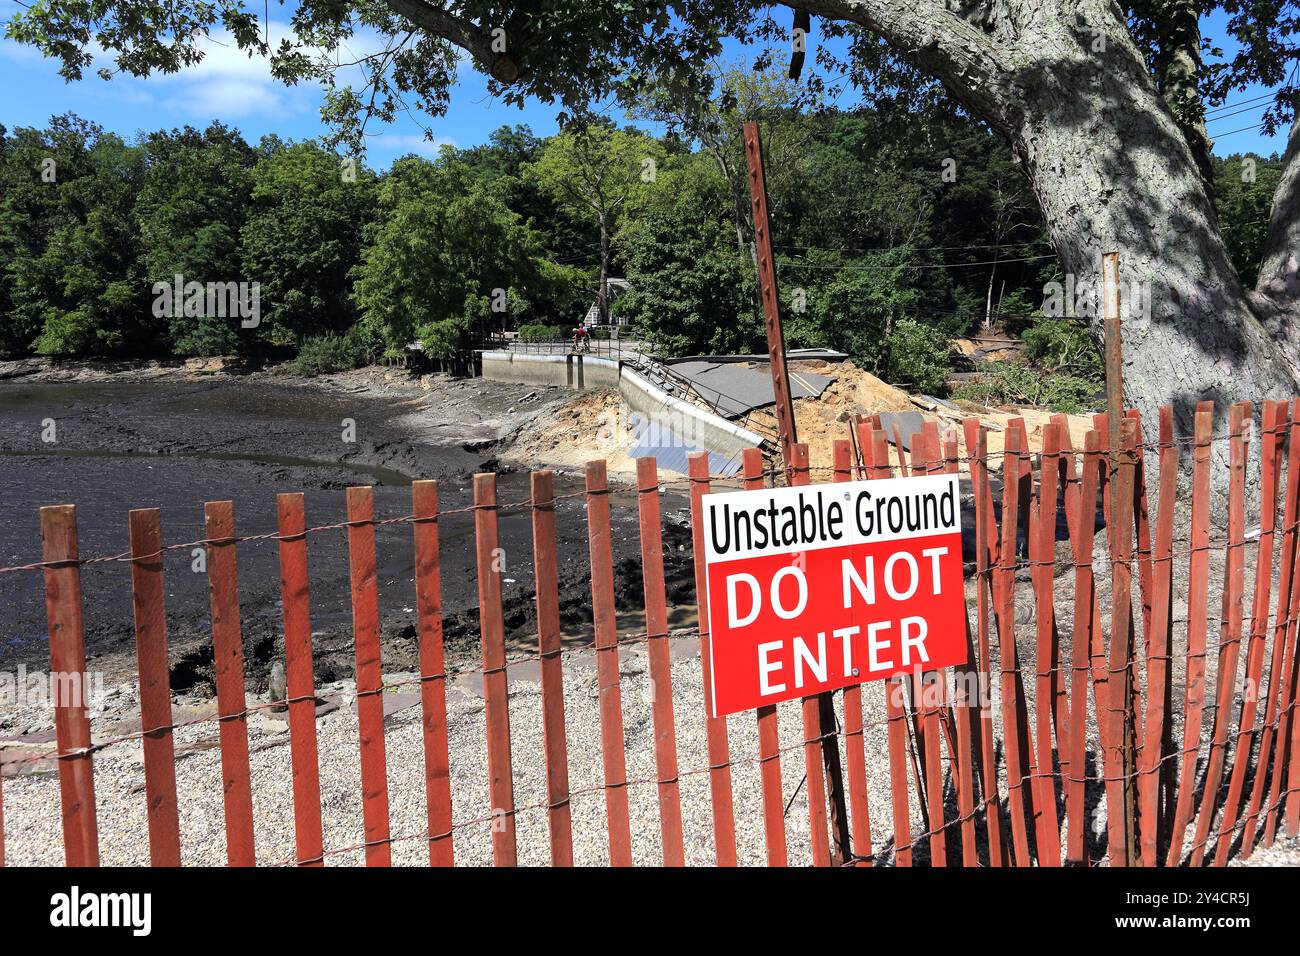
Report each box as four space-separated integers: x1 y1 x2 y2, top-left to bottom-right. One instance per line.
1 635 925 866
4 607 1299 866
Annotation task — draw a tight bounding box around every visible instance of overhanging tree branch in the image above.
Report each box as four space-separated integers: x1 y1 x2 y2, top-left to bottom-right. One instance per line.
793 0 1023 129
383 0 524 83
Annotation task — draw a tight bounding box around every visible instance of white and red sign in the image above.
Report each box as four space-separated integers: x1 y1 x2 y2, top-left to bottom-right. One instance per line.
702 473 967 718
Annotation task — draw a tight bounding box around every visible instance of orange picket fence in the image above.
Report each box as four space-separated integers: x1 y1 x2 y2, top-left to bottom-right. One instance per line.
3 399 1299 866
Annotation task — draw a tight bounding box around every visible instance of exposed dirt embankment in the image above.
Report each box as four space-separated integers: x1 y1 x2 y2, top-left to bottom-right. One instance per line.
743 359 1094 471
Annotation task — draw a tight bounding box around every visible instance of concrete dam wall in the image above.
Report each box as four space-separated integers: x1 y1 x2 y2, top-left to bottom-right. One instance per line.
479 351 763 469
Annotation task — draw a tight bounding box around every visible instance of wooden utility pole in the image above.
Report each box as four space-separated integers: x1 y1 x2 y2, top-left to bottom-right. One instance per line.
743 120 853 866
743 122 801 482
1102 250 1139 864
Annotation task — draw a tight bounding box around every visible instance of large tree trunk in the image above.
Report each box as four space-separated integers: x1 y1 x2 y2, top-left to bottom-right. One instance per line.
801 0 1300 438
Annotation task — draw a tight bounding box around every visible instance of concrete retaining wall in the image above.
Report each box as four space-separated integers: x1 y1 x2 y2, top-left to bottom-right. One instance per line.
479 351 763 460
480 351 570 388
618 366 761 461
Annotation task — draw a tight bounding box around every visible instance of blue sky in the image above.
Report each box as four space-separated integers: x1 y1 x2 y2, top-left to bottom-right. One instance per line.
0 2 1289 167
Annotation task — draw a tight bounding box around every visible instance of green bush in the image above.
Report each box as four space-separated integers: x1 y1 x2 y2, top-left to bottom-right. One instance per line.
518 323 565 343
284 333 367 376
1021 319 1102 378
953 362 1101 414
417 317 470 359
883 318 951 394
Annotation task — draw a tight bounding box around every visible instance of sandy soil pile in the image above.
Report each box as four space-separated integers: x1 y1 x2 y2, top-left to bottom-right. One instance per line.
503 388 652 476
741 359 1093 472
745 360 914 467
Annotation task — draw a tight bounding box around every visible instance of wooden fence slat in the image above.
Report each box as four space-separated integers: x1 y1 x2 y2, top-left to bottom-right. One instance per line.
687 451 739 866
585 460 633 866
1058 414 1113 779
275 494 323 868
1264 414 1300 847
963 419 1006 866
202 500 255 867
1166 403 1215 865
1242 398 1300 857
903 433 935 825
1043 428 1074 777
635 456 686 866
1286 665 1300 836
128 508 181 867
1190 402 1251 865
344 486 392 867
789 444 834 867
40 505 100 867
942 432 979 867
1006 418 1057 863
867 429 914 866
529 471 573 867
1127 410 1155 669
742 448 788 867
1137 407 1178 866
832 439 874 866
473 473 518 866
1213 401 1283 864
1126 412 1151 765
920 424 963 772
891 424 909 473
1031 423 1064 866
413 479 455 866
1066 433 1101 865
1091 414 1117 754
907 432 948 866
994 428 1038 866
1103 417 1140 867
1278 492 1300 840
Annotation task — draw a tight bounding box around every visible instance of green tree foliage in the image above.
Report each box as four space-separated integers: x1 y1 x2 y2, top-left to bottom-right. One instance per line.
135 123 257 355
1213 153 1283 288
240 140 377 347
2 116 145 356
883 318 951 394
781 249 923 368
0 102 1077 389
1022 319 1103 379
616 155 760 354
352 152 547 357
527 123 668 323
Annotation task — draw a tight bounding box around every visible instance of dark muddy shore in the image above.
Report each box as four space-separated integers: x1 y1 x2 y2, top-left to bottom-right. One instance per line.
0 367 696 693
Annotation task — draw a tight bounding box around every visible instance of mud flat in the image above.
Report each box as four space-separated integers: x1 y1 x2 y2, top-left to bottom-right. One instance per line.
0 363 696 697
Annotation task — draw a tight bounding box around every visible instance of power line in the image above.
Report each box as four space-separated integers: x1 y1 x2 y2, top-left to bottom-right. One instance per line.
1214 121 1285 140
1205 90 1282 118
774 239 1047 256
1206 101 1275 126
779 253 1057 272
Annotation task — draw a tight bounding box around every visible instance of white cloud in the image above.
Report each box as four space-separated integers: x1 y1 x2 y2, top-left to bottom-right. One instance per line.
365 133 458 157
148 27 317 120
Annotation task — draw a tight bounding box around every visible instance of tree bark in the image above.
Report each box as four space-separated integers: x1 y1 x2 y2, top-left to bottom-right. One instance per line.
598 217 611 325
798 0 1299 436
